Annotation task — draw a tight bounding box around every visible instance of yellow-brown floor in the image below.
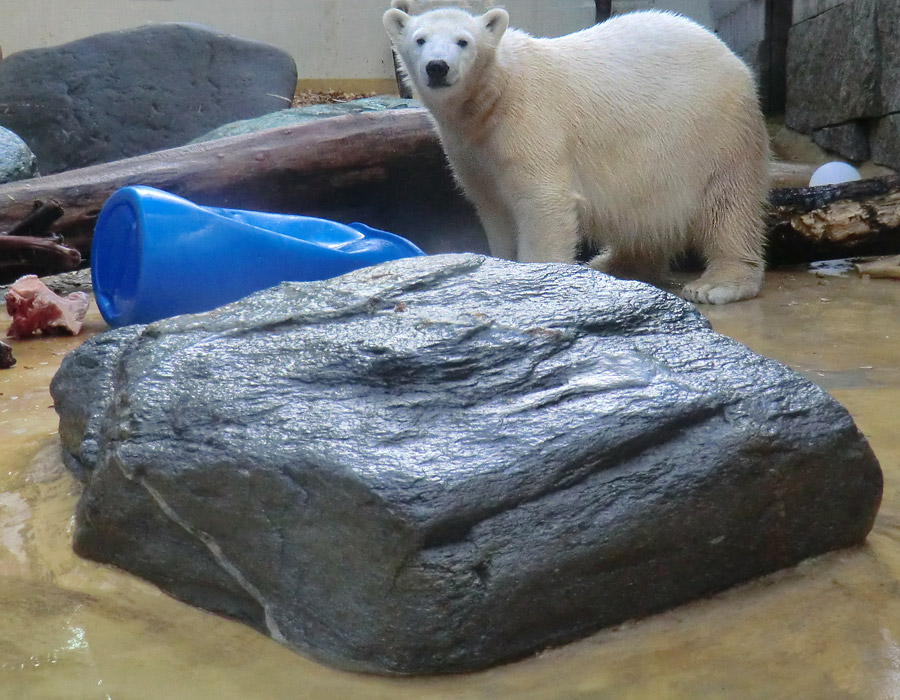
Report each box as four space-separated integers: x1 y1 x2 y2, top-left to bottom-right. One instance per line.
2 266 898 699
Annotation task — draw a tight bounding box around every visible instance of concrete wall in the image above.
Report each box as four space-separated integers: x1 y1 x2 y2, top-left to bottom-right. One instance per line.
0 0 594 91
0 0 786 106
611 0 714 26
612 0 785 114
612 1 767 69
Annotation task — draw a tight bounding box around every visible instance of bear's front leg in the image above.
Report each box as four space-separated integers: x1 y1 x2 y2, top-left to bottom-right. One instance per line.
467 191 519 261
510 185 581 264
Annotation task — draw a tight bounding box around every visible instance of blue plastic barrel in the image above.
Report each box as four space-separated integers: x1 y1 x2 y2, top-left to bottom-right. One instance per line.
91 186 425 326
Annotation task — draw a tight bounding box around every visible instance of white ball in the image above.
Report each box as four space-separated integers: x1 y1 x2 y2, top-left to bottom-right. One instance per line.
809 161 862 187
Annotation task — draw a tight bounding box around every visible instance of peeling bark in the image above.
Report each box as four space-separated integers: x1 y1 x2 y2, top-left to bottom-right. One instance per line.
767 175 900 264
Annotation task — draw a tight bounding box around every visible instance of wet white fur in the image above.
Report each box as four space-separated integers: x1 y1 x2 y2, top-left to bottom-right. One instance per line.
384 5 770 304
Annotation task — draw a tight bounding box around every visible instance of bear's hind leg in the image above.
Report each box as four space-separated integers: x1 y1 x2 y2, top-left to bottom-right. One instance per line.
684 199 765 305
588 247 670 284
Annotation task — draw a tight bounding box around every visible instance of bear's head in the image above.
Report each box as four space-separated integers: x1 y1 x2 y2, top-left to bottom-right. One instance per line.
383 6 509 99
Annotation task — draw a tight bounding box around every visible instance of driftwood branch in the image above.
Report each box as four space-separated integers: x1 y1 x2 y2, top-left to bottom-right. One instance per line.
6 200 64 237
0 107 898 281
0 201 81 273
0 235 81 268
855 255 900 279
1 200 79 277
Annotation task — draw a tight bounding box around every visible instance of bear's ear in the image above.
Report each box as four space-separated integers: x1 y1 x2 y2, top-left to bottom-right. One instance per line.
482 8 509 41
383 8 411 41
390 0 413 12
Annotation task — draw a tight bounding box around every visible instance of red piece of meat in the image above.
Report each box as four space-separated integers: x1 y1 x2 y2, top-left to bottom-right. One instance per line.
5 275 90 338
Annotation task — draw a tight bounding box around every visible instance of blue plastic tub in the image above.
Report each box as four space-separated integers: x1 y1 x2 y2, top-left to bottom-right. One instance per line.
91 186 425 326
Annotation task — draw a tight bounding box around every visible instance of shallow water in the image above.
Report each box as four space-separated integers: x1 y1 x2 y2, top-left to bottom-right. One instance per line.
1 268 899 700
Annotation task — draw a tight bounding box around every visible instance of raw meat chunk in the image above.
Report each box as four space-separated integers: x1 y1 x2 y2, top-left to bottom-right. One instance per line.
6 275 90 338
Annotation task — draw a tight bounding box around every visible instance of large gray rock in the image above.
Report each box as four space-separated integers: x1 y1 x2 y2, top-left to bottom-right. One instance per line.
786 0 881 134
0 23 297 174
0 127 38 183
50 255 882 675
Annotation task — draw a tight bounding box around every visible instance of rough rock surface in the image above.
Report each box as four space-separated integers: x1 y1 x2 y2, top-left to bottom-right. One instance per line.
0 127 38 183
50 254 883 675
0 23 297 173
813 123 871 162
191 97 421 143
786 0 880 134
792 0 847 23
786 0 900 167
871 115 900 170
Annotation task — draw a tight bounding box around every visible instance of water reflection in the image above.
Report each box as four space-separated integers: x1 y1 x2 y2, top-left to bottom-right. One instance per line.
0 492 30 565
1 269 899 699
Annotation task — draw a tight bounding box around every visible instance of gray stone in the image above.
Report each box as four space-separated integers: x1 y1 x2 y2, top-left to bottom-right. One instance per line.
0 126 37 183
877 0 900 113
812 121 871 161
50 254 882 675
792 0 847 24
0 23 297 174
786 0 880 133
191 97 421 144
870 114 900 170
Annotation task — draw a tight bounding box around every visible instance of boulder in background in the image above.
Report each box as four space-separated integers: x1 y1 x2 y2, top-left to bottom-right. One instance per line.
0 23 297 173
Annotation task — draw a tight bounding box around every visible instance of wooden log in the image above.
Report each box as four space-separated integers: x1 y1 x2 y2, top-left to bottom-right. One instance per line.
0 109 482 283
767 175 900 264
0 107 899 281
855 255 900 279
0 108 448 240
769 161 820 188
6 200 64 237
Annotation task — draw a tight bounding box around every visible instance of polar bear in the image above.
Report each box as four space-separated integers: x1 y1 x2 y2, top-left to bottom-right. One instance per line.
383 5 770 304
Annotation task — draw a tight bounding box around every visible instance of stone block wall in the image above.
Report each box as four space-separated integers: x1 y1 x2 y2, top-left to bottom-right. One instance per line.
786 0 900 168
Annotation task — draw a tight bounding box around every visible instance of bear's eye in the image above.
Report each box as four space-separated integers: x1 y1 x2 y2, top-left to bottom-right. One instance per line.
457 39 469 48
416 37 426 46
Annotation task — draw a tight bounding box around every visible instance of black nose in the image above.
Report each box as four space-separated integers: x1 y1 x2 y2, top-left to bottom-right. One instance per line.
426 60 449 79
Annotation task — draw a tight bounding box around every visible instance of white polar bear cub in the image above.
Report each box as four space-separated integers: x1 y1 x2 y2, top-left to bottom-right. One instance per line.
383 4 770 304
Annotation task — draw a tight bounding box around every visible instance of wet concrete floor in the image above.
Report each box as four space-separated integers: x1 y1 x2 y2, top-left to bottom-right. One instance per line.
1 266 899 699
